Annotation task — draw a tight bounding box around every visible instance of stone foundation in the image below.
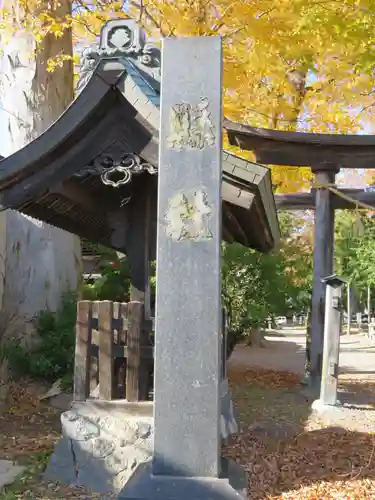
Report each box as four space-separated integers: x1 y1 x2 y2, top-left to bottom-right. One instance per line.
44 400 154 494
44 380 239 495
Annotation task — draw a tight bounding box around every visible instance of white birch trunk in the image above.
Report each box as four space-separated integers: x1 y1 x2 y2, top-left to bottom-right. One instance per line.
0 1 81 337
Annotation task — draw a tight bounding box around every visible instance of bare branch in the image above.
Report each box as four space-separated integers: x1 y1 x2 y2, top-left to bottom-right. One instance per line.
130 0 169 37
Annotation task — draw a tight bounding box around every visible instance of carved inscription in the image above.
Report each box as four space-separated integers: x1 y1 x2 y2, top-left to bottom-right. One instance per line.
167 97 216 150
165 190 213 242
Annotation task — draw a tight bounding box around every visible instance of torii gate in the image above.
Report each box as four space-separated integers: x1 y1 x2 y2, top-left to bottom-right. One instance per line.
224 119 375 392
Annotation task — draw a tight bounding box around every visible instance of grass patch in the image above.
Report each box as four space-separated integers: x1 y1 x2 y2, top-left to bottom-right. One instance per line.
0 451 52 500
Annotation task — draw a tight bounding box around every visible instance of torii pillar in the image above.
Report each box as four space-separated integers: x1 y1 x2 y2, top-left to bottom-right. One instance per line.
310 163 340 393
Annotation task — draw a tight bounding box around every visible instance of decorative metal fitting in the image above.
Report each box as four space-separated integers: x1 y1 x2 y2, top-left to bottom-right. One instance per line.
99 153 157 188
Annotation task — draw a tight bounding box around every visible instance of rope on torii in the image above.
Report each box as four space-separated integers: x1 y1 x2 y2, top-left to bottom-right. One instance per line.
275 183 375 213
312 182 375 213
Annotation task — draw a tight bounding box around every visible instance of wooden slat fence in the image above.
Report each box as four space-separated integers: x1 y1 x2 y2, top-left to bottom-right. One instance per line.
74 300 154 402
74 301 228 402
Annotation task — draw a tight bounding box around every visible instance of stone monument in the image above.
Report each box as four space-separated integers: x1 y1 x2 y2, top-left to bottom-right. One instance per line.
312 274 345 412
119 36 247 500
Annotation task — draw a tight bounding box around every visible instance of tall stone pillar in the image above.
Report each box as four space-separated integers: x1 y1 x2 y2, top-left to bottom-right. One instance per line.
120 35 247 500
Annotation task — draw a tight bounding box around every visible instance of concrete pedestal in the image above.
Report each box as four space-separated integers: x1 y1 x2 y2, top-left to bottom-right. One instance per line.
312 398 341 414
118 458 247 500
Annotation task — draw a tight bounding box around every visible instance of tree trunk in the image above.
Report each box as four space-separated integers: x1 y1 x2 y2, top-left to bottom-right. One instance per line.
0 1 81 338
246 326 269 348
226 329 243 359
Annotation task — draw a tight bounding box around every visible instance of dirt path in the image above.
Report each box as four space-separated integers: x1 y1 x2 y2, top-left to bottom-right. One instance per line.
229 328 375 380
228 328 375 439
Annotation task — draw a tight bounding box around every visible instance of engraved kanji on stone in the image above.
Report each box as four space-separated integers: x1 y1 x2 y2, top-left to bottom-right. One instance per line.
167 97 216 150
165 190 213 241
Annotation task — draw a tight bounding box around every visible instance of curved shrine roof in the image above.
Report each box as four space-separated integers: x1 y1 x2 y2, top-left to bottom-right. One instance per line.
0 20 280 253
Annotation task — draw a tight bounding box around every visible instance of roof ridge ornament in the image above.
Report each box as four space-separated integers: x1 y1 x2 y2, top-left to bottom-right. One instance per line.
76 19 161 94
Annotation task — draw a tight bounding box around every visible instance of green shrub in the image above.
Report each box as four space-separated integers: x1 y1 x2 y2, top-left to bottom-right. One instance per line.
4 293 77 390
82 251 131 302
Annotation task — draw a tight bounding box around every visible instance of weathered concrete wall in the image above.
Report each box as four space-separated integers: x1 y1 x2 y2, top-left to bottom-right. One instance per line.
3 213 81 319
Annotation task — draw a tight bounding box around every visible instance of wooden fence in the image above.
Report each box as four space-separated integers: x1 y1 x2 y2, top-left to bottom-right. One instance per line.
73 300 153 402
74 301 229 403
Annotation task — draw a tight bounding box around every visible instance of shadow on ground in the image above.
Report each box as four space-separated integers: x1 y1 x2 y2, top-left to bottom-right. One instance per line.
225 366 375 499
1 367 375 499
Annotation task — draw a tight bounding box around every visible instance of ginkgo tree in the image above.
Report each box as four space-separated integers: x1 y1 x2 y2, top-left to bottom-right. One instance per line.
2 0 375 192
130 0 375 191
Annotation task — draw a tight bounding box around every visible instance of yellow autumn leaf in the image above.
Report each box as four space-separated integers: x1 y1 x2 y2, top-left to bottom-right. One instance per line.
3 0 375 190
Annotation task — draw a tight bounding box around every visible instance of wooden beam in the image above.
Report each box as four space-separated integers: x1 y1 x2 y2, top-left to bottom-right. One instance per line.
57 178 125 214
222 181 254 210
222 204 236 243
74 301 93 401
53 179 134 247
126 301 143 402
98 300 114 400
222 221 235 243
276 193 315 210
223 203 249 246
56 179 100 212
126 176 153 303
225 118 375 169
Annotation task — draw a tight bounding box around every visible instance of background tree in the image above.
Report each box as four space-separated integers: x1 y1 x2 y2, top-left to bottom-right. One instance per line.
222 212 313 353
335 210 375 312
3 1 375 192
132 0 375 191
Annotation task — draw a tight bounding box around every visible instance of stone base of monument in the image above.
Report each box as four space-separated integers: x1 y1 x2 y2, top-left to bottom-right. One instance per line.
43 400 154 494
118 458 247 500
44 380 239 495
311 398 342 414
220 378 239 443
